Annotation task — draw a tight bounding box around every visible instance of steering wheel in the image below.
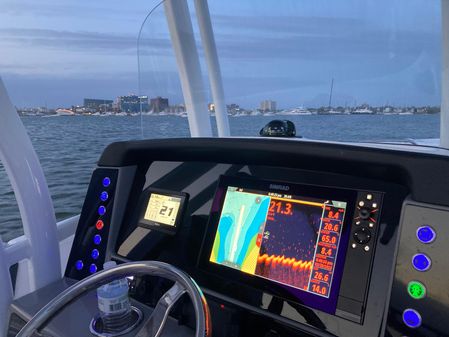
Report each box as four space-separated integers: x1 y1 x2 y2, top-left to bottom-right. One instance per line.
16 261 212 337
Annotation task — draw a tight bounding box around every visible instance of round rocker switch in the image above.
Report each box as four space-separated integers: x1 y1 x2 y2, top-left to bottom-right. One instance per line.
353 227 372 244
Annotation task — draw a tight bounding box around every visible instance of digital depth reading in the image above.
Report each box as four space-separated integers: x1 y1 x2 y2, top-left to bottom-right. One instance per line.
209 186 347 298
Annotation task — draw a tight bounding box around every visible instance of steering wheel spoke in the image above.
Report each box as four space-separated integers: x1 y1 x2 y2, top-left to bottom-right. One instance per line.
136 282 186 337
16 261 211 337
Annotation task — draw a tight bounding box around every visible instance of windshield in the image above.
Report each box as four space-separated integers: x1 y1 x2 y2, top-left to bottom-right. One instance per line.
138 0 441 141
0 0 443 240
207 0 441 141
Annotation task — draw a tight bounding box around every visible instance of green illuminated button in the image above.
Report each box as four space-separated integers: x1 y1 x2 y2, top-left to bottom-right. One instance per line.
407 281 426 300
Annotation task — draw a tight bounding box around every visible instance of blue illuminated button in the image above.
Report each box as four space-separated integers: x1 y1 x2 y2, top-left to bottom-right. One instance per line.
98 206 106 216
100 191 109 202
412 253 431 272
102 177 111 187
75 260 83 270
416 226 436 244
91 249 100 260
93 234 102 245
403 308 422 328
89 264 97 274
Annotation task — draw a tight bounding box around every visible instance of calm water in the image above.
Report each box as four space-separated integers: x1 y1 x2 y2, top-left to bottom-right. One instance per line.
0 114 440 241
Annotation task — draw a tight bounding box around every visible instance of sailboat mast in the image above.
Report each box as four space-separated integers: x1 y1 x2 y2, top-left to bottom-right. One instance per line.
328 78 334 109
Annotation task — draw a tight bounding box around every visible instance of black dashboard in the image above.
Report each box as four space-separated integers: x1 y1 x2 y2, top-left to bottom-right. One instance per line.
11 137 449 337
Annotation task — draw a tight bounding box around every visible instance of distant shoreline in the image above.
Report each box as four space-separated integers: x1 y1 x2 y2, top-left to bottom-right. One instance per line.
18 111 441 117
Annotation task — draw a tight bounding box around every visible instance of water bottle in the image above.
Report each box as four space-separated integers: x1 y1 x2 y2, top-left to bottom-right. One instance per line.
97 261 132 333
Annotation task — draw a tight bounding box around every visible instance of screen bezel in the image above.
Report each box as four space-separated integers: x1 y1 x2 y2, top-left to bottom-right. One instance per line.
138 187 188 235
198 175 357 315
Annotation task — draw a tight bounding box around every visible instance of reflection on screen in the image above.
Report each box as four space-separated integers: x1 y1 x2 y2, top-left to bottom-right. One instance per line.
210 186 347 298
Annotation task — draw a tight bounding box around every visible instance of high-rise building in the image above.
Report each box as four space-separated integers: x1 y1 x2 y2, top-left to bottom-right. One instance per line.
260 100 277 112
150 96 169 113
83 98 113 112
118 95 149 113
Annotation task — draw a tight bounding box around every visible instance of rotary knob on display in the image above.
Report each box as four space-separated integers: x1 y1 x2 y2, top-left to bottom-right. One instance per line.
359 207 372 220
353 227 371 244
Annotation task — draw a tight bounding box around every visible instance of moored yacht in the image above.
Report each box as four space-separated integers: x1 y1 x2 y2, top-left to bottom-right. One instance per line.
55 109 75 116
352 107 374 114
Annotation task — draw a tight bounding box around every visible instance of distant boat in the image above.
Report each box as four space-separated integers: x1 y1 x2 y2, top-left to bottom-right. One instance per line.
55 109 75 116
234 112 249 117
352 108 374 114
280 108 312 115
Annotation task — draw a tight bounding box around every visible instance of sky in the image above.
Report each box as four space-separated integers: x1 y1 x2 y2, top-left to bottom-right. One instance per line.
0 0 443 109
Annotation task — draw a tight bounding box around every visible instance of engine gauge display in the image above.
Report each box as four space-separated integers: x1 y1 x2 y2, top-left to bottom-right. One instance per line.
144 193 182 226
138 188 188 235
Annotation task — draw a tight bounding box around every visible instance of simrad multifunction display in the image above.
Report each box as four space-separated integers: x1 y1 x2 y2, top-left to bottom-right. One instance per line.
199 175 384 318
210 186 347 298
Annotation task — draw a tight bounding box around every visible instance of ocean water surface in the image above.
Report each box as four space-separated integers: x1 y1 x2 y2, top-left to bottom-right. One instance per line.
0 114 440 241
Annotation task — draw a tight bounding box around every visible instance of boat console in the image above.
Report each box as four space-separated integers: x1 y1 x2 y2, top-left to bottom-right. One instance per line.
8 138 449 337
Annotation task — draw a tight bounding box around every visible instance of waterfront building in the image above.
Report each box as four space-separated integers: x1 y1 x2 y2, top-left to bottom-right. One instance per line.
260 100 277 112
118 95 149 113
150 96 169 113
83 98 113 112
165 104 186 114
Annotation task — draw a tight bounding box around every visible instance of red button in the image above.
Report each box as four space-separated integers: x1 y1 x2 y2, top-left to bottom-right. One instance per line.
96 220 104 230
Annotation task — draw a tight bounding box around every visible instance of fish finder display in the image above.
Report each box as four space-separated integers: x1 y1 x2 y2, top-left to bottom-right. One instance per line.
209 185 347 298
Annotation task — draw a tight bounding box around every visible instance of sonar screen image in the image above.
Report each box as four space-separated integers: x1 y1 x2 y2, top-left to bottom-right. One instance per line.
210 185 347 297
254 200 322 290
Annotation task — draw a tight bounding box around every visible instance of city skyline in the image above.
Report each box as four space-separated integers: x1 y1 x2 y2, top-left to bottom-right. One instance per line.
0 0 443 108
16 92 440 116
